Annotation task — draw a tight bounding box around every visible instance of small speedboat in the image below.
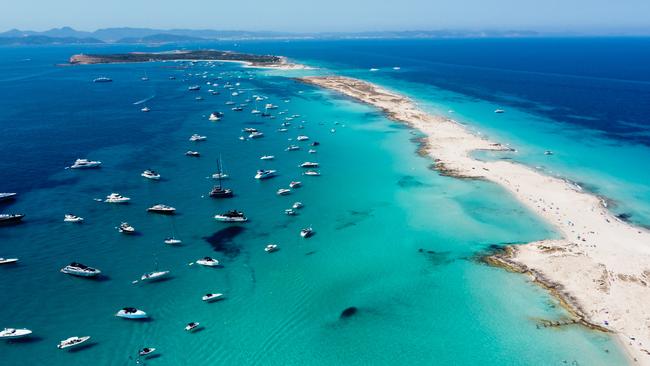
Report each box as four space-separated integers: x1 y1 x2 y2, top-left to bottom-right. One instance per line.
196 257 219 267
164 237 182 245
0 328 32 339
202 293 224 302
249 131 264 139
300 162 319 168
190 134 207 142
544 150 554 155
242 128 258 133
188 85 201 91
494 109 505 114
139 347 156 356
105 193 130 203
61 262 101 277
232 106 243 112
141 170 161 180
185 322 200 332
0 214 24 224
185 151 200 157
0 192 17 202
289 181 301 188
296 135 309 141
277 189 291 196
0 258 18 265
265 103 278 109
93 77 112 83
64 214 84 223
277 128 288 132
251 109 261 114
225 101 235 105
260 155 275 160
57 336 91 350
208 112 222 121
285 145 300 151
308 149 317 154
292 202 303 209
285 209 296 216
264 244 279 253
255 169 277 180
214 210 247 222
300 227 314 238
70 159 102 169
118 222 136 234
147 204 176 214
116 307 148 319
141 106 151 112
303 170 321 176
140 270 170 282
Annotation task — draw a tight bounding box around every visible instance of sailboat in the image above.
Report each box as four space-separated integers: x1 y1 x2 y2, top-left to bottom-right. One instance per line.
210 156 233 198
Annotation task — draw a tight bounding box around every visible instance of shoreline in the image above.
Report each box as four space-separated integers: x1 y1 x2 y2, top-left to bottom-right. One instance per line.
298 75 650 365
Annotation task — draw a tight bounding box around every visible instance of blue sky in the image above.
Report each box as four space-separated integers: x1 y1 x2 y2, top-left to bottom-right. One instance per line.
2 0 649 33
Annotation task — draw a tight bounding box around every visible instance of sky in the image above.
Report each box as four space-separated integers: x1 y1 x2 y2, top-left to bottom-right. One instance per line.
1 0 649 33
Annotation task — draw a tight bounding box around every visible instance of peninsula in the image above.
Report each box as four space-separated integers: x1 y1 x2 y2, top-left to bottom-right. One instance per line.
299 75 650 365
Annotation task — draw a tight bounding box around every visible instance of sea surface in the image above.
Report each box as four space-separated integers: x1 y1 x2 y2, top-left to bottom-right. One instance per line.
1 39 648 365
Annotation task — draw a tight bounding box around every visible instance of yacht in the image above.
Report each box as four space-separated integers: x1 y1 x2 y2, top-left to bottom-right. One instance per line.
255 169 277 180
208 112 223 121
147 204 176 214
164 237 182 245
141 169 161 180
289 181 301 188
0 258 18 265
210 185 233 198
285 145 300 151
64 214 84 223
185 151 200 157
212 172 229 179
303 170 321 176
202 293 224 302
300 162 319 168
300 227 314 238
61 262 101 277
118 222 135 234
214 210 247 222
277 189 291 196
296 135 309 141
249 131 264 139
0 192 17 202
0 328 32 339
139 348 156 356
57 336 91 350
190 134 207 142
70 159 102 169
116 307 148 319
188 85 201 91
141 106 151 112
292 202 304 209
105 193 130 203
185 322 200 332
93 77 112 83
196 257 219 267
494 109 505 114
140 270 170 282
260 155 274 160
264 244 279 253
284 209 296 216
0 214 25 224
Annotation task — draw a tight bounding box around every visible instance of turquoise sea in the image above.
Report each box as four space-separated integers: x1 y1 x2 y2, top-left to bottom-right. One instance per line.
2 39 648 365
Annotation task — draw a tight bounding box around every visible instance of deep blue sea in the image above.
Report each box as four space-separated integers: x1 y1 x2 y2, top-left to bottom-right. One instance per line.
1 38 648 365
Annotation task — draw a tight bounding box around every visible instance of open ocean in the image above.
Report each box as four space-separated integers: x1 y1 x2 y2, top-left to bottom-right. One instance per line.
1 38 649 365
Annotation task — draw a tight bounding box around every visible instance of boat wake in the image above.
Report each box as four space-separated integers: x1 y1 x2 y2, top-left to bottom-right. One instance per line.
133 95 156 105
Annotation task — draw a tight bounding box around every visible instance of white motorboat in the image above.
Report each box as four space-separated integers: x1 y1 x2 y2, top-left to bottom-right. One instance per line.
494 109 505 114
277 128 288 132
147 204 176 214
118 222 135 234
0 192 17 202
296 135 309 141
393 66 401 70
139 347 156 356
57 336 91 350
190 134 207 142
105 193 130 203
300 227 314 238
116 307 148 319
292 202 304 209
196 257 220 267
202 293 224 302
300 162 319 168
369 68 379 72
70 159 102 169
242 128 258 133
140 270 170 282
212 172 229 179
61 262 101 277
0 328 32 339
0 258 18 265
185 322 200 332
185 150 200 157
141 106 151 112
308 149 317 154
303 170 321 176
285 145 300 151
232 106 243 111
214 210 247 222
0 214 24 224
255 169 277 180
164 237 182 245
265 103 278 109
251 109 261 114
64 214 84 223
285 208 296 216
264 244 279 253
289 181 301 188
209 112 223 121
544 150 554 155
188 85 200 91
141 170 161 180
93 77 112 83
260 155 274 160
276 189 291 195
249 131 264 139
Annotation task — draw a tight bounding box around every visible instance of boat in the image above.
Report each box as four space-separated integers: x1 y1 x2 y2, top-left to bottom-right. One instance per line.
292 202 304 209
265 103 278 109
214 210 247 222
0 258 18 265
296 135 309 141
242 128 258 133
61 262 101 277
300 162 319 168
141 169 161 180
210 185 233 198
141 106 151 112
141 76 149 81
195 96 203 101
308 149 317 154
225 101 235 105
544 150 554 155
255 169 277 180
494 109 505 114
208 112 222 121
303 170 321 176
249 131 264 139
202 293 224 302
188 85 201 91
251 109 261 114
93 77 112 83
115 307 148 319
277 128 288 132
284 209 296 216
64 214 84 223
0 214 25 224
289 181 301 188
190 134 207 142
212 172 229 179
369 68 379 72
70 159 102 169
393 66 401 70
285 145 300 151
139 348 156 356
277 189 291 195
147 204 176 214
185 151 200 157
118 222 135 234
264 244 279 253
260 155 274 160
164 237 182 245
105 193 130 203
140 270 170 282
196 257 219 267
0 193 17 202
57 336 91 350
185 322 200 332
232 106 243 112
0 328 32 339
300 227 314 238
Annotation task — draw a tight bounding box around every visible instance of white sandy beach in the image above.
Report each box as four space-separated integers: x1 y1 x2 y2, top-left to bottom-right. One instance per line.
299 75 650 365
